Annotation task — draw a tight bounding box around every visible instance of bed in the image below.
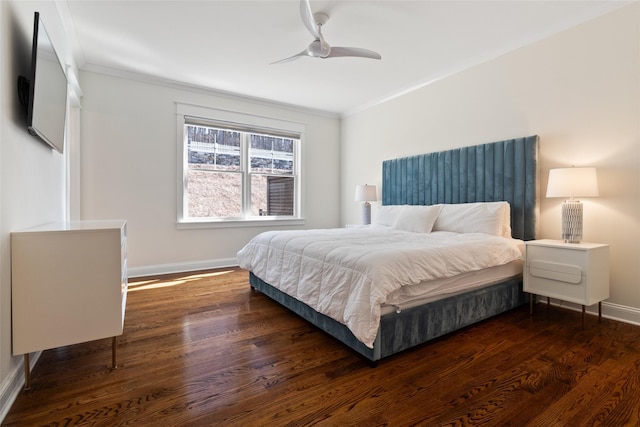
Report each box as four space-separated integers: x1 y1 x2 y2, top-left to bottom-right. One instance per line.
239 136 539 362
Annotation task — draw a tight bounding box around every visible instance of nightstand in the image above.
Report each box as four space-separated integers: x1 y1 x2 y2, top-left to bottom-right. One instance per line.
524 239 609 328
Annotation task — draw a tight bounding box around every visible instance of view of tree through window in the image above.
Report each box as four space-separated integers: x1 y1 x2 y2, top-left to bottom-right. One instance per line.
185 124 297 219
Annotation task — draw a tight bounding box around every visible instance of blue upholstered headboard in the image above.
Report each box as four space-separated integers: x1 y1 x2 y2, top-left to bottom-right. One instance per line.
382 136 539 241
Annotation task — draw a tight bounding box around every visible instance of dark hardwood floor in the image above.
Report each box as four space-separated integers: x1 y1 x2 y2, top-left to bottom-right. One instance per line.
4 267 640 426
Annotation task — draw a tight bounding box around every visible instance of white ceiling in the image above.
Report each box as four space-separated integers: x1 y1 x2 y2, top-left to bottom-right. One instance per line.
59 0 630 115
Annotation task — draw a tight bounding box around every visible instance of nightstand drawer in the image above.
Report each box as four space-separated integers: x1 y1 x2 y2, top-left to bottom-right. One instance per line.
525 264 585 303
526 245 589 271
529 260 582 284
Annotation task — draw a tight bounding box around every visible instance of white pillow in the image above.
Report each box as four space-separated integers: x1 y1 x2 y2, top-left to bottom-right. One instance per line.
432 202 511 237
373 205 405 227
391 205 443 233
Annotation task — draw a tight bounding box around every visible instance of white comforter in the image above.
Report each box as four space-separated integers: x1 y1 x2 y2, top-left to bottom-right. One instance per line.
237 226 524 348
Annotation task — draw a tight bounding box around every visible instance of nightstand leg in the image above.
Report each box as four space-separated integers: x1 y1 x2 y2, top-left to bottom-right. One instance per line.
547 297 550 308
598 302 602 323
112 336 117 369
23 354 31 391
529 294 533 315
582 305 586 329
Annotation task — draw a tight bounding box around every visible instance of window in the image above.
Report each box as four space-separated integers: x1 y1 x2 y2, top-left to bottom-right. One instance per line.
177 103 304 227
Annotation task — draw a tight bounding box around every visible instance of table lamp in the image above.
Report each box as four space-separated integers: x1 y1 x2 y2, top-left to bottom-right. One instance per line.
546 167 599 243
354 184 377 225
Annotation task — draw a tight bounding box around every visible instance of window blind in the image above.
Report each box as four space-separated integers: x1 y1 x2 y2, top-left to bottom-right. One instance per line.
184 115 300 140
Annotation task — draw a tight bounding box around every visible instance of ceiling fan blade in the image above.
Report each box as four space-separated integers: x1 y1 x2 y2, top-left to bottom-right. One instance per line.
271 50 309 65
300 0 320 40
326 47 382 60
273 1 381 64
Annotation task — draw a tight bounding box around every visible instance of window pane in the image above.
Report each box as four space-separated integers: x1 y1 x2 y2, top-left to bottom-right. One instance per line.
251 174 267 216
250 134 294 175
188 169 241 218
251 175 294 216
187 125 240 171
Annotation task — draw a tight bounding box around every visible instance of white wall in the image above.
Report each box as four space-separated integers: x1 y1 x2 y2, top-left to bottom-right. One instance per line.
79 71 341 276
341 4 640 315
0 0 76 419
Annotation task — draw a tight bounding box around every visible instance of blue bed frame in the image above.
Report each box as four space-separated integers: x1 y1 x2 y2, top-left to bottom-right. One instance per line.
249 136 539 361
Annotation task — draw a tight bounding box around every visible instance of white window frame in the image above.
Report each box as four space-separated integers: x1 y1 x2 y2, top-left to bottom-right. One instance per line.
176 103 305 229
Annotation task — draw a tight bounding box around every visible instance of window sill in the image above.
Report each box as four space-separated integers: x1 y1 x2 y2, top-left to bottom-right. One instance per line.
177 217 305 230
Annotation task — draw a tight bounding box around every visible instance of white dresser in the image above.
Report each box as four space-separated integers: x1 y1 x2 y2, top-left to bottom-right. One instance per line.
11 220 127 387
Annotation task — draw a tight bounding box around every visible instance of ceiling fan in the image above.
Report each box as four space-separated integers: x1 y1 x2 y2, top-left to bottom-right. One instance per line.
272 0 382 64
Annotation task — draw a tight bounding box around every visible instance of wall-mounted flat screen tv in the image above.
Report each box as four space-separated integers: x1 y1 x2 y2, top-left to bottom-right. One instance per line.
18 11 68 154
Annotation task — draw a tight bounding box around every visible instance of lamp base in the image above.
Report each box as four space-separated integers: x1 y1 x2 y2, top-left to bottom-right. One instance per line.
361 202 371 225
562 200 583 243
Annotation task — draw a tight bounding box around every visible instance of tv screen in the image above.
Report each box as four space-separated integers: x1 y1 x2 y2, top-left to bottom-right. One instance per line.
20 12 68 154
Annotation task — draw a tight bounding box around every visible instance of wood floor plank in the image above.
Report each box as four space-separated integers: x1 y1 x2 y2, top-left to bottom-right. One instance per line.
4 267 640 426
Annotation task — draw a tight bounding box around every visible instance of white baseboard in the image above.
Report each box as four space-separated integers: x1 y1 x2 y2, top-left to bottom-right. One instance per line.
0 352 41 424
128 258 239 278
538 298 640 326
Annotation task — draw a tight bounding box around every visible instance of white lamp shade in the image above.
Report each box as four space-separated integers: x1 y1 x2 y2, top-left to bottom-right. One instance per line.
546 167 599 198
354 184 377 202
